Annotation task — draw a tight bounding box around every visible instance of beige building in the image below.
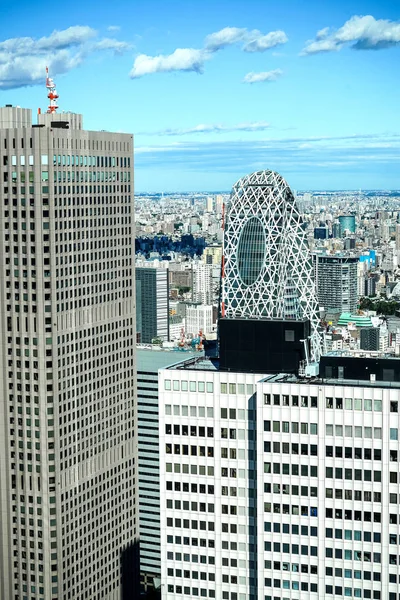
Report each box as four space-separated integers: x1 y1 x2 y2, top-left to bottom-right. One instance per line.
0 106 137 600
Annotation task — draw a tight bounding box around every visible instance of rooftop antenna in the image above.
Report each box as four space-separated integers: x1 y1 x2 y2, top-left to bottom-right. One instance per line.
46 67 59 114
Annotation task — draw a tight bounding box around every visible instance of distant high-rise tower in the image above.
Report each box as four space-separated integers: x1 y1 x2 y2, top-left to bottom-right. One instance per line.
339 214 356 234
221 170 321 362
313 253 358 314
0 89 137 599
136 267 169 343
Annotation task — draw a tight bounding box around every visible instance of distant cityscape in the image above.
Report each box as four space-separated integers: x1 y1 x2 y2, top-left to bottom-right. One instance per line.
135 188 400 358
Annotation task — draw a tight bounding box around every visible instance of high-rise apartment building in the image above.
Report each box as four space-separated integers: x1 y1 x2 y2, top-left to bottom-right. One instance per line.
313 253 358 314
192 263 213 305
0 101 136 600
136 267 169 343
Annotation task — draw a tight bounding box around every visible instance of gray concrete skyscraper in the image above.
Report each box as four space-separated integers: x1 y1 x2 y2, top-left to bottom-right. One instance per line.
0 103 137 600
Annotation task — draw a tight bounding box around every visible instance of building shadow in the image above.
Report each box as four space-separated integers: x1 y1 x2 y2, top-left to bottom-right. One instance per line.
121 540 162 600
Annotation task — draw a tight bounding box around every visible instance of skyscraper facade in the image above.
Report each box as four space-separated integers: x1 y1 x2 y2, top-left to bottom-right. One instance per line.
0 105 136 600
339 214 356 234
135 267 169 343
137 347 201 595
221 170 321 361
159 360 399 600
313 254 358 314
192 263 213 306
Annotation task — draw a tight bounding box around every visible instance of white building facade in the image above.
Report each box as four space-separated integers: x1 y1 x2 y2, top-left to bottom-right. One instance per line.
159 359 399 600
185 305 214 337
192 263 213 305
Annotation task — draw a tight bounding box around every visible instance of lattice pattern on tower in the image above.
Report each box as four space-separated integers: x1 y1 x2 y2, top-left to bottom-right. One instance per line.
222 169 322 360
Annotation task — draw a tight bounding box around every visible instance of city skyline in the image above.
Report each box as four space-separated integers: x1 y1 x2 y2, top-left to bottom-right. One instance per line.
0 0 399 190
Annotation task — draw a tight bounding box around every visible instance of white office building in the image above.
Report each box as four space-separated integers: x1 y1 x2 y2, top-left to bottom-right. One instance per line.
185 304 214 337
159 357 398 600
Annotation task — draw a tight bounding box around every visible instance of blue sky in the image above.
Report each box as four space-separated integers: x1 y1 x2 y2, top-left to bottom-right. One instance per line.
0 0 399 191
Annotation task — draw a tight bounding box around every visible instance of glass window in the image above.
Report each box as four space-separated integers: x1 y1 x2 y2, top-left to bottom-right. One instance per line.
164 379 171 390
229 383 236 395
173 380 180 391
335 425 343 436
364 427 372 438
206 382 213 393
221 383 227 394
374 399 382 411
326 424 333 436
181 381 188 391
354 426 362 438
354 398 362 410
173 405 180 416
391 429 398 441
345 398 352 409
198 382 205 393
189 381 196 392
374 428 382 439
165 404 171 415
364 399 372 411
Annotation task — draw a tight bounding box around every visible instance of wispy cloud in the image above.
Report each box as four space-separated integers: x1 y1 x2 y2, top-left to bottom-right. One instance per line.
130 48 209 77
204 27 248 51
302 15 400 55
141 121 271 136
0 26 132 89
130 25 288 78
91 38 132 54
243 31 288 52
135 132 400 190
107 25 121 32
243 69 283 83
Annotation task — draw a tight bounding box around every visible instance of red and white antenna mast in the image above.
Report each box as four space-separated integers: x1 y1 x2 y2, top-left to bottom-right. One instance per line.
46 66 59 114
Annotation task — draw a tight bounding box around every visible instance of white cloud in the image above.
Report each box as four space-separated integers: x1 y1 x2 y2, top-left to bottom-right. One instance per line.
316 27 330 40
130 48 209 78
92 38 132 54
142 121 271 136
0 26 131 89
302 14 400 55
243 69 283 83
107 25 121 32
130 26 288 79
204 27 247 51
243 30 288 52
205 26 288 53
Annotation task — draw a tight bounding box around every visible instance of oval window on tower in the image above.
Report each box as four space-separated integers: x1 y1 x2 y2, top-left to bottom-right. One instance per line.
237 217 266 286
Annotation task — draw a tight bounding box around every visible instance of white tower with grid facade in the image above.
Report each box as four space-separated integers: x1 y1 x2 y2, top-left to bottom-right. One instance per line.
222 170 321 360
